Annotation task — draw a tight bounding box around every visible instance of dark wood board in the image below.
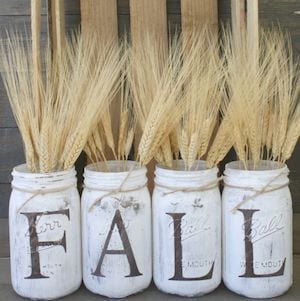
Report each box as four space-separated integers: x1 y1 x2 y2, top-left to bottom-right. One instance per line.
0 128 25 184
0 186 10 219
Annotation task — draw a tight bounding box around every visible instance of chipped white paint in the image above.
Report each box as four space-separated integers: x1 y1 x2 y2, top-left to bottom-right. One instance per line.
152 161 221 297
222 160 293 298
9 164 82 300
81 161 152 298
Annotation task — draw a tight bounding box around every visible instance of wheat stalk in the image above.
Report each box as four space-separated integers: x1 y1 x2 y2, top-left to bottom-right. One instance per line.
84 45 137 171
0 32 124 172
173 28 225 170
219 27 300 169
130 33 208 167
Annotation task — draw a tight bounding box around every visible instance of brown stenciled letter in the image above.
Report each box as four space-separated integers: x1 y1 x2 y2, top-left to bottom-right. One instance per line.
21 209 70 279
167 213 215 281
238 209 286 278
92 209 142 278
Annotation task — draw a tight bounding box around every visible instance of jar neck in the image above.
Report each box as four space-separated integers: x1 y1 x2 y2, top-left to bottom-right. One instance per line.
11 164 77 191
155 160 219 188
224 160 289 189
84 160 147 190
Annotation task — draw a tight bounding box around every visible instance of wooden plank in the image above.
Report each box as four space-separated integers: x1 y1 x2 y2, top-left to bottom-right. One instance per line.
231 0 246 44
0 0 78 16
0 14 81 72
129 0 168 46
31 0 42 110
247 0 259 55
0 0 298 20
0 186 10 219
181 0 218 34
80 0 119 162
0 219 9 256
47 0 65 58
259 1 300 54
0 128 25 183
294 214 300 255
0 0 176 16
80 0 118 40
0 78 16 128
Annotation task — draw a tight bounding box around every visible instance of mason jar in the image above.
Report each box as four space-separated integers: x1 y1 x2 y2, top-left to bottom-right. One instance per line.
9 164 82 300
81 160 152 298
152 160 221 297
222 160 292 298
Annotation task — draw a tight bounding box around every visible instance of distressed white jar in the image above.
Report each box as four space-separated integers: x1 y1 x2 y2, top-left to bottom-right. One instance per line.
222 160 292 298
9 164 82 300
81 161 152 298
152 160 221 297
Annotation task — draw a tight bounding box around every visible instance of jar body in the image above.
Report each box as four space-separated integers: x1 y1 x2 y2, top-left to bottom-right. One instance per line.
9 164 82 300
222 161 292 299
81 161 152 298
153 161 221 297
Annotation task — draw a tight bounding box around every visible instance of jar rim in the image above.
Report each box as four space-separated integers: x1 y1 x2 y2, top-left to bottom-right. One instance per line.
156 160 218 173
12 164 76 178
85 160 145 175
225 160 288 173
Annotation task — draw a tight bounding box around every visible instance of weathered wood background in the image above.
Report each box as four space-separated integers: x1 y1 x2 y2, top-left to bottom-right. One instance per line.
0 0 299 220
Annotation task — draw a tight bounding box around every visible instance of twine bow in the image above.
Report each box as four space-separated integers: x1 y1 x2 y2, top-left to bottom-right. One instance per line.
155 176 223 196
228 172 289 214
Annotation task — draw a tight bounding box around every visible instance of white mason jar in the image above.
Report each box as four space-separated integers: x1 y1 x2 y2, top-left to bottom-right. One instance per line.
9 164 82 300
152 160 221 297
222 160 292 298
81 161 152 298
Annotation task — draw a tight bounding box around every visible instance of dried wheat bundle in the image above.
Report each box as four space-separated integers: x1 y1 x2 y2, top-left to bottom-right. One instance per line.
176 29 225 170
129 34 204 167
85 48 137 171
208 28 300 169
0 32 124 172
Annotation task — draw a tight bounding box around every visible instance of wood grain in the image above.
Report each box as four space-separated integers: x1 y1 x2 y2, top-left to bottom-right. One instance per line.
247 0 259 55
47 0 65 58
0 0 179 16
80 0 119 162
0 128 25 183
0 79 16 128
31 0 42 111
181 0 218 34
0 186 11 219
231 0 246 43
80 0 118 40
129 0 168 46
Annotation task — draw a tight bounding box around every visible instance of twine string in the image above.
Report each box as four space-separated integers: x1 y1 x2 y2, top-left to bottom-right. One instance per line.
155 176 223 196
13 184 75 213
87 165 143 212
12 184 75 236
228 172 289 214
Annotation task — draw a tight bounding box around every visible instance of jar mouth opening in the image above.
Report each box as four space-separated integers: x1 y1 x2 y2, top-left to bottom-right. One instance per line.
13 164 75 177
157 160 215 172
85 160 143 174
226 160 287 172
